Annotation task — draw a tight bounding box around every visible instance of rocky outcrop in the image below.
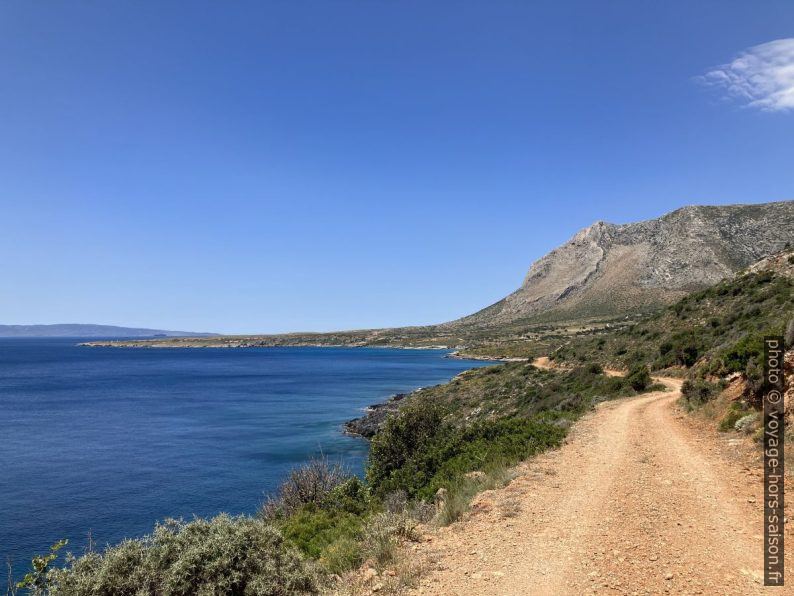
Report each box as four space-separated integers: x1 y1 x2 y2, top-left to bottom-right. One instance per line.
454 201 794 326
343 393 409 438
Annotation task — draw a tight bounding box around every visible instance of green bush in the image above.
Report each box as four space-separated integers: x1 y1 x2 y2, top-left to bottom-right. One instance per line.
626 364 651 391
681 378 719 406
46 514 318 595
720 334 765 374
719 403 748 432
416 416 566 500
366 399 567 500
604 376 627 393
366 399 449 497
321 476 370 516
586 362 604 375
650 331 703 368
318 536 362 575
15 539 68 594
278 506 362 561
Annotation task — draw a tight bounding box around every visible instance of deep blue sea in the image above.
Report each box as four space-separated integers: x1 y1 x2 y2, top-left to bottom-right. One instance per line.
0 338 494 574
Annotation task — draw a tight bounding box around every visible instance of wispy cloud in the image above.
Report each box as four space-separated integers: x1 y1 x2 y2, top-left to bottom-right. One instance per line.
698 38 794 112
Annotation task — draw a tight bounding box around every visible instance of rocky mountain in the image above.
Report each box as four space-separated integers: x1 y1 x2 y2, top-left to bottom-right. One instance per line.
453 201 794 327
0 324 217 338
91 200 794 350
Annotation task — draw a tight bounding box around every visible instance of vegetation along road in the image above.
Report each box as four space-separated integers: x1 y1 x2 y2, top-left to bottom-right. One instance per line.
412 377 791 594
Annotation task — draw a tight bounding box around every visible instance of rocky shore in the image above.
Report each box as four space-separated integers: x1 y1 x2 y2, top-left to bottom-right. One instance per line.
343 392 411 438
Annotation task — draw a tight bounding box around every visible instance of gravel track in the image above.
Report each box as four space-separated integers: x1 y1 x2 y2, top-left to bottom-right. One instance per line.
413 378 791 594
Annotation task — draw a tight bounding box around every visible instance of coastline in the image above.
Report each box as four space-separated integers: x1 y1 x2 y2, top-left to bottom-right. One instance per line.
78 339 455 350
80 338 528 367
446 349 529 362
343 353 504 439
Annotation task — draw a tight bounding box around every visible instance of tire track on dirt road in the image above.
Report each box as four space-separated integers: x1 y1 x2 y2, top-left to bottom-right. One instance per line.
414 378 790 594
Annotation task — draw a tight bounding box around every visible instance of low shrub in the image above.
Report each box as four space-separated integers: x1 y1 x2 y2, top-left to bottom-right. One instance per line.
258 462 370 577
734 413 759 434
626 364 651 391
718 403 748 432
361 514 399 570
720 334 765 374
415 416 565 501
681 379 720 406
46 514 318 595
322 476 370 516
278 506 362 561
318 536 362 575
436 461 514 526
367 400 567 501
262 456 349 520
587 362 604 375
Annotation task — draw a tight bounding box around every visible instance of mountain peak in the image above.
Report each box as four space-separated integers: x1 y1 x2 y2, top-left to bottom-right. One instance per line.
456 200 794 327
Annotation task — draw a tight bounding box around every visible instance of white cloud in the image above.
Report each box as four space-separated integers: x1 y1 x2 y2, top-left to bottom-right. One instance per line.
699 38 794 112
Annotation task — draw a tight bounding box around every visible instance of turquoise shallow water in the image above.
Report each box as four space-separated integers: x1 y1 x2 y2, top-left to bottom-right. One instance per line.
0 339 494 574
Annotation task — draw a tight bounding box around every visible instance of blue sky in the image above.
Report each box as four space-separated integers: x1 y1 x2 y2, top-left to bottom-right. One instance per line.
2 1 793 334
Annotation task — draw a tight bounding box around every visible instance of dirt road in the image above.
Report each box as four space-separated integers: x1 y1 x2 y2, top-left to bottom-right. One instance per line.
413 379 791 594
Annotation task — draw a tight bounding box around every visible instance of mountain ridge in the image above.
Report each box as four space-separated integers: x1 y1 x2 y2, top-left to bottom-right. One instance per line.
451 200 794 328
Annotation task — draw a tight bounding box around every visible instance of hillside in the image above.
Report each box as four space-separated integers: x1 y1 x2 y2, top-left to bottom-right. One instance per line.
549 246 793 374
453 200 794 328
347 245 793 441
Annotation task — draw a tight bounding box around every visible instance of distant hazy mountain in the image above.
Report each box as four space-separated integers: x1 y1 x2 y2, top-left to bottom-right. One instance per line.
0 324 217 338
453 200 794 327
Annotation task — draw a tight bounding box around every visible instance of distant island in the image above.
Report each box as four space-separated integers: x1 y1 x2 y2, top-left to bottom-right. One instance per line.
0 324 217 338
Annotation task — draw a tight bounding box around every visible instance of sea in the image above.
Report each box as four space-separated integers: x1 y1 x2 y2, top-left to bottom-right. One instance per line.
0 338 495 575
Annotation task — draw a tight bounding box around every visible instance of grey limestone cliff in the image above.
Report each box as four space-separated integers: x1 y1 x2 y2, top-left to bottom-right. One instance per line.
454 201 794 326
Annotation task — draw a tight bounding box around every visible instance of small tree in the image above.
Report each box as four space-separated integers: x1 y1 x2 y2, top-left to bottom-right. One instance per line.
366 399 447 496
681 379 718 406
15 539 67 595
261 455 348 519
626 364 651 391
